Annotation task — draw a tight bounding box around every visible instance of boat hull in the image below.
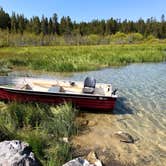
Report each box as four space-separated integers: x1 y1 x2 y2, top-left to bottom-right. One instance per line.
0 87 117 111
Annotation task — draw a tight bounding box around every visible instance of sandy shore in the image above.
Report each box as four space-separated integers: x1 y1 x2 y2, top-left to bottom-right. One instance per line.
72 112 165 166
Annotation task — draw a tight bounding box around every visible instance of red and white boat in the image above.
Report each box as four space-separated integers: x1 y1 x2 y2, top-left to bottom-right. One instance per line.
0 76 117 111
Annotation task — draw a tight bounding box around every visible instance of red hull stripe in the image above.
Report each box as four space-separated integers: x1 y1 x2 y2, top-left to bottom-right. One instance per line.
0 88 117 111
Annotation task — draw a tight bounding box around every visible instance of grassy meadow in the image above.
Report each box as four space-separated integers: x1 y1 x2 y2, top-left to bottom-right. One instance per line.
0 43 166 73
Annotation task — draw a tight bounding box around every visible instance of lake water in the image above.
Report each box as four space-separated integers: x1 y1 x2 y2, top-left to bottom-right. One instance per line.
10 63 166 165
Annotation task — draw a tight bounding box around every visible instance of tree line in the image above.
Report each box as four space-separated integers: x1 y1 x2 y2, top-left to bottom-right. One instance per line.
0 7 166 38
0 7 166 46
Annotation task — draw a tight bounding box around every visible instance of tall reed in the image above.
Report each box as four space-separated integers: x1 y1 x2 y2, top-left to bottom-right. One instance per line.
0 43 165 72
0 102 78 165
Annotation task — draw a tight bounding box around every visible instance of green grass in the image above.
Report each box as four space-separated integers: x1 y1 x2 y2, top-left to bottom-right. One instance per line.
0 102 78 165
0 43 166 73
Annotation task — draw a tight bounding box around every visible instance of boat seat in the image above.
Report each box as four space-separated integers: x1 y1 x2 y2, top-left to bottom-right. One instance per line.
94 87 105 95
59 86 65 92
21 83 33 90
47 85 65 93
83 87 95 94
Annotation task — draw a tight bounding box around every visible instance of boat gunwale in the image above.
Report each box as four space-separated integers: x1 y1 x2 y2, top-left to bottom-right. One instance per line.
0 85 117 99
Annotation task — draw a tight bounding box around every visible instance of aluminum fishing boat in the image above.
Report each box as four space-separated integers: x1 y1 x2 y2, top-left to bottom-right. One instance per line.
0 76 118 111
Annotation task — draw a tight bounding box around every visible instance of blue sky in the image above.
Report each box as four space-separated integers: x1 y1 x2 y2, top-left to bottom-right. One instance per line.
0 0 165 22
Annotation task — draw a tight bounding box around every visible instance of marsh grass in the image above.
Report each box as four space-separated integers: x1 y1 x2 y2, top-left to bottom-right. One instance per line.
0 43 166 72
0 101 78 165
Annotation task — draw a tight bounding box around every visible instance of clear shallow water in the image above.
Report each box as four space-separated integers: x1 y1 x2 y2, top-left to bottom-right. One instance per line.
9 63 166 165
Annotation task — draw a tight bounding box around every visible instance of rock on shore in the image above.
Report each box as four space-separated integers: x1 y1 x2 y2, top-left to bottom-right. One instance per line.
63 151 102 166
0 140 40 166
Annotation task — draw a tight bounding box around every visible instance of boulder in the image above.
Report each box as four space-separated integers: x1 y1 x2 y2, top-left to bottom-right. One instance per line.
86 151 102 166
63 157 90 166
0 140 41 166
63 151 102 166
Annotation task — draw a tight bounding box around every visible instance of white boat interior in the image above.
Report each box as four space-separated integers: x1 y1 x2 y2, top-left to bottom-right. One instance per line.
1 77 117 97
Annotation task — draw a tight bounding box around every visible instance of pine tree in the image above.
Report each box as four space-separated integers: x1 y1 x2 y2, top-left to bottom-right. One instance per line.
11 12 17 32
41 15 48 35
52 13 59 35
32 16 41 35
0 7 10 29
17 14 26 34
48 18 53 34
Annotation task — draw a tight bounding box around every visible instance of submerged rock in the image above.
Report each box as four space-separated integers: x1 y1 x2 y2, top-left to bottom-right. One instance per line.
0 140 41 166
87 121 97 127
114 131 135 143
